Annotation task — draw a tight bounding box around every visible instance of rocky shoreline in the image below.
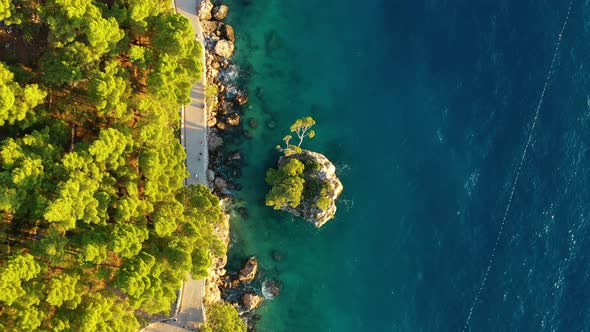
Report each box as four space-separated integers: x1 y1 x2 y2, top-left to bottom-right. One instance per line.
197 1 269 330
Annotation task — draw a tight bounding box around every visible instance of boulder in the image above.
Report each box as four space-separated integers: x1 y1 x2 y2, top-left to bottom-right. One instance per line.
208 129 224 151
238 256 258 282
225 112 240 126
207 169 215 182
212 4 229 20
242 293 264 311
235 93 248 105
214 39 234 58
261 279 281 299
207 116 217 127
214 177 228 191
201 20 218 35
221 24 235 42
198 0 214 20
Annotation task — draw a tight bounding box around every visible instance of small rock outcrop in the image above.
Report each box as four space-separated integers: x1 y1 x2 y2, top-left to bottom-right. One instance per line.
214 177 228 191
225 112 240 126
208 129 224 151
198 0 214 20
238 256 258 282
242 293 264 311
212 4 229 20
221 24 235 42
214 39 234 58
279 150 344 228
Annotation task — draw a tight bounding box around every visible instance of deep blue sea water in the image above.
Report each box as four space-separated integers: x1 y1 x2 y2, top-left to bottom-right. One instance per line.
221 0 590 331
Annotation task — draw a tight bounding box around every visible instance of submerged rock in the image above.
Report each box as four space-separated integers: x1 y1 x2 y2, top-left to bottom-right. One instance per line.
248 118 258 129
271 250 283 262
238 256 258 282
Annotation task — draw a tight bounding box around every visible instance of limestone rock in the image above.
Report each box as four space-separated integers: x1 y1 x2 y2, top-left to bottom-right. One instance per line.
261 279 281 299
201 20 218 35
235 93 248 105
214 39 234 58
238 256 258 282
221 24 235 42
212 4 229 20
278 150 344 228
208 129 224 151
214 177 228 191
242 293 264 311
207 169 215 182
207 115 217 127
225 112 240 126
198 0 213 20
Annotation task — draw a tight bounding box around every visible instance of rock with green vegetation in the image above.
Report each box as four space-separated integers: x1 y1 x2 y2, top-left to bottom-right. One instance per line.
266 117 343 227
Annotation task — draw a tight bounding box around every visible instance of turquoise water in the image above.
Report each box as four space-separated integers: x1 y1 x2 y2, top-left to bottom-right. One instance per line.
222 1 590 331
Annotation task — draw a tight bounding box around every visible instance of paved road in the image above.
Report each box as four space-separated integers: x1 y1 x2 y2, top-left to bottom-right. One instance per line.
143 0 208 331
173 0 209 325
177 0 208 187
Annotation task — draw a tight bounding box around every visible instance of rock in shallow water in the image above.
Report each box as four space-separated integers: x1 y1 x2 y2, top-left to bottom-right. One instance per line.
285 150 344 227
214 39 234 58
214 177 228 191
248 118 258 129
225 112 240 126
265 119 276 129
212 4 229 20
242 293 264 311
208 129 224 151
238 256 258 282
271 250 283 262
261 279 281 299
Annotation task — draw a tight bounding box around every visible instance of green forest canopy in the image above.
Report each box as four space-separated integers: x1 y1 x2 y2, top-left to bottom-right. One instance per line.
0 0 223 330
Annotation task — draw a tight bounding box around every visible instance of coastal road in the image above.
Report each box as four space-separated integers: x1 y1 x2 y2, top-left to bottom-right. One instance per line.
174 0 210 326
176 0 209 187
142 0 208 331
